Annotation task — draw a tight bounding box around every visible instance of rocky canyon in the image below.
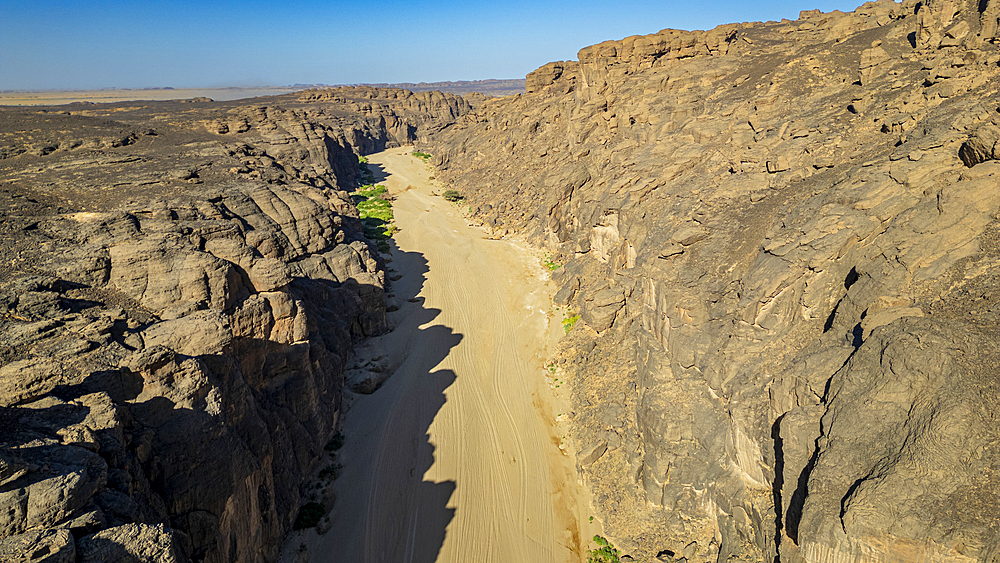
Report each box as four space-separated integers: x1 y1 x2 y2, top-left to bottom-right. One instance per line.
3 0 1000 562
0 88 471 562
424 0 1000 561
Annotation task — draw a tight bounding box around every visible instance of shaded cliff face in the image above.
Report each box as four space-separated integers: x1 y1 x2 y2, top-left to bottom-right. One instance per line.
0 87 469 563
425 1 1000 560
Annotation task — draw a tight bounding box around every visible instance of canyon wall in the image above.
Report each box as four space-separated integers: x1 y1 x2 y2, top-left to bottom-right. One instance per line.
424 1 1000 560
0 88 467 562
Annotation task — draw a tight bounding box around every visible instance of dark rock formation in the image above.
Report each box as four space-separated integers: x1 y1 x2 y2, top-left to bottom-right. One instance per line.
359 79 525 97
423 0 1000 560
0 87 468 562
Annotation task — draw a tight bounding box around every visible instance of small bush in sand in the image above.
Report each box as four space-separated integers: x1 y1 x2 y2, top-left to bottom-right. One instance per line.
325 432 345 452
442 189 463 202
358 157 375 183
352 184 397 252
562 313 580 334
318 463 343 483
293 502 326 530
542 254 561 271
587 536 620 563
412 151 431 160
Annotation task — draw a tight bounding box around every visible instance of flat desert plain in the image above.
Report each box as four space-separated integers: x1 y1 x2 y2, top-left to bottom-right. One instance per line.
0 87 301 106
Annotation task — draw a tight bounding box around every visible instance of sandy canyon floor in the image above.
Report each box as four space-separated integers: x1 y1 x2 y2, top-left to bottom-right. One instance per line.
285 148 597 562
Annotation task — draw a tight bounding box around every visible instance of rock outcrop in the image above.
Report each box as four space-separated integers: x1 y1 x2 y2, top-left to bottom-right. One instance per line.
0 88 468 562
424 0 1000 560
359 79 525 97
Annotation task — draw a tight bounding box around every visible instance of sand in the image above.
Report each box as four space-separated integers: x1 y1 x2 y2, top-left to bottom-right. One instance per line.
292 147 596 562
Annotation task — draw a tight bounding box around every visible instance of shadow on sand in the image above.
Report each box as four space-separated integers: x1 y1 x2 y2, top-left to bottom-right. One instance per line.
328 240 460 563
364 161 390 185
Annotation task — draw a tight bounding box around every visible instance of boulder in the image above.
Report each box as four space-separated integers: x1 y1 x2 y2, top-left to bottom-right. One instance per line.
77 523 187 563
0 528 76 563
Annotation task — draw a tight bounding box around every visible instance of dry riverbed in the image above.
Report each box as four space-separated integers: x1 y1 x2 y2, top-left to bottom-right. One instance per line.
280 147 598 562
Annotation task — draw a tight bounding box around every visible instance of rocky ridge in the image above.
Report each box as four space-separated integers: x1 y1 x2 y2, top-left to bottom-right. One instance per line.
0 87 469 562
423 1 1000 561
359 79 526 97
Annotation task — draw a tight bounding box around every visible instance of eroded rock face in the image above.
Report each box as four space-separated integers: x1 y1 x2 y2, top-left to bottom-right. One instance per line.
0 88 467 562
424 0 1000 560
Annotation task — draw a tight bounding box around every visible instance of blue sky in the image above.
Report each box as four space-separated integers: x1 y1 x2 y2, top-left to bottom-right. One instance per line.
2 0 869 90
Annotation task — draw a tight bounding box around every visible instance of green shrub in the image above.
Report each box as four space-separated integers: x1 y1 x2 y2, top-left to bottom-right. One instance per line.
412 151 431 160
352 184 397 245
562 313 580 334
325 432 345 452
442 190 463 202
542 254 561 271
357 197 392 220
354 184 387 200
587 536 620 563
293 502 326 530
318 463 342 482
358 158 375 184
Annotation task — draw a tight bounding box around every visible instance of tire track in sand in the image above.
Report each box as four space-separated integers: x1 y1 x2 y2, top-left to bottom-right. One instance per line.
302 147 588 563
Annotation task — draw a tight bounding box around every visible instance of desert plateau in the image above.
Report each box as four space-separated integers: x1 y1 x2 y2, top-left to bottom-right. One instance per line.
3 0 1000 562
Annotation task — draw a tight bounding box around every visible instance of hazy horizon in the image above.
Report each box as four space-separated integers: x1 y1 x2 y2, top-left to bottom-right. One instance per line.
3 0 870 91
0 80 524 94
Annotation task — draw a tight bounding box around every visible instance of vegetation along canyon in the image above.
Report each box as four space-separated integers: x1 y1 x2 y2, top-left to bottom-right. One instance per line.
3 0 1000 561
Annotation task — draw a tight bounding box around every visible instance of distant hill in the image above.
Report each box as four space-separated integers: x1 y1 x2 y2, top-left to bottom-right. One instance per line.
361 79 524 97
